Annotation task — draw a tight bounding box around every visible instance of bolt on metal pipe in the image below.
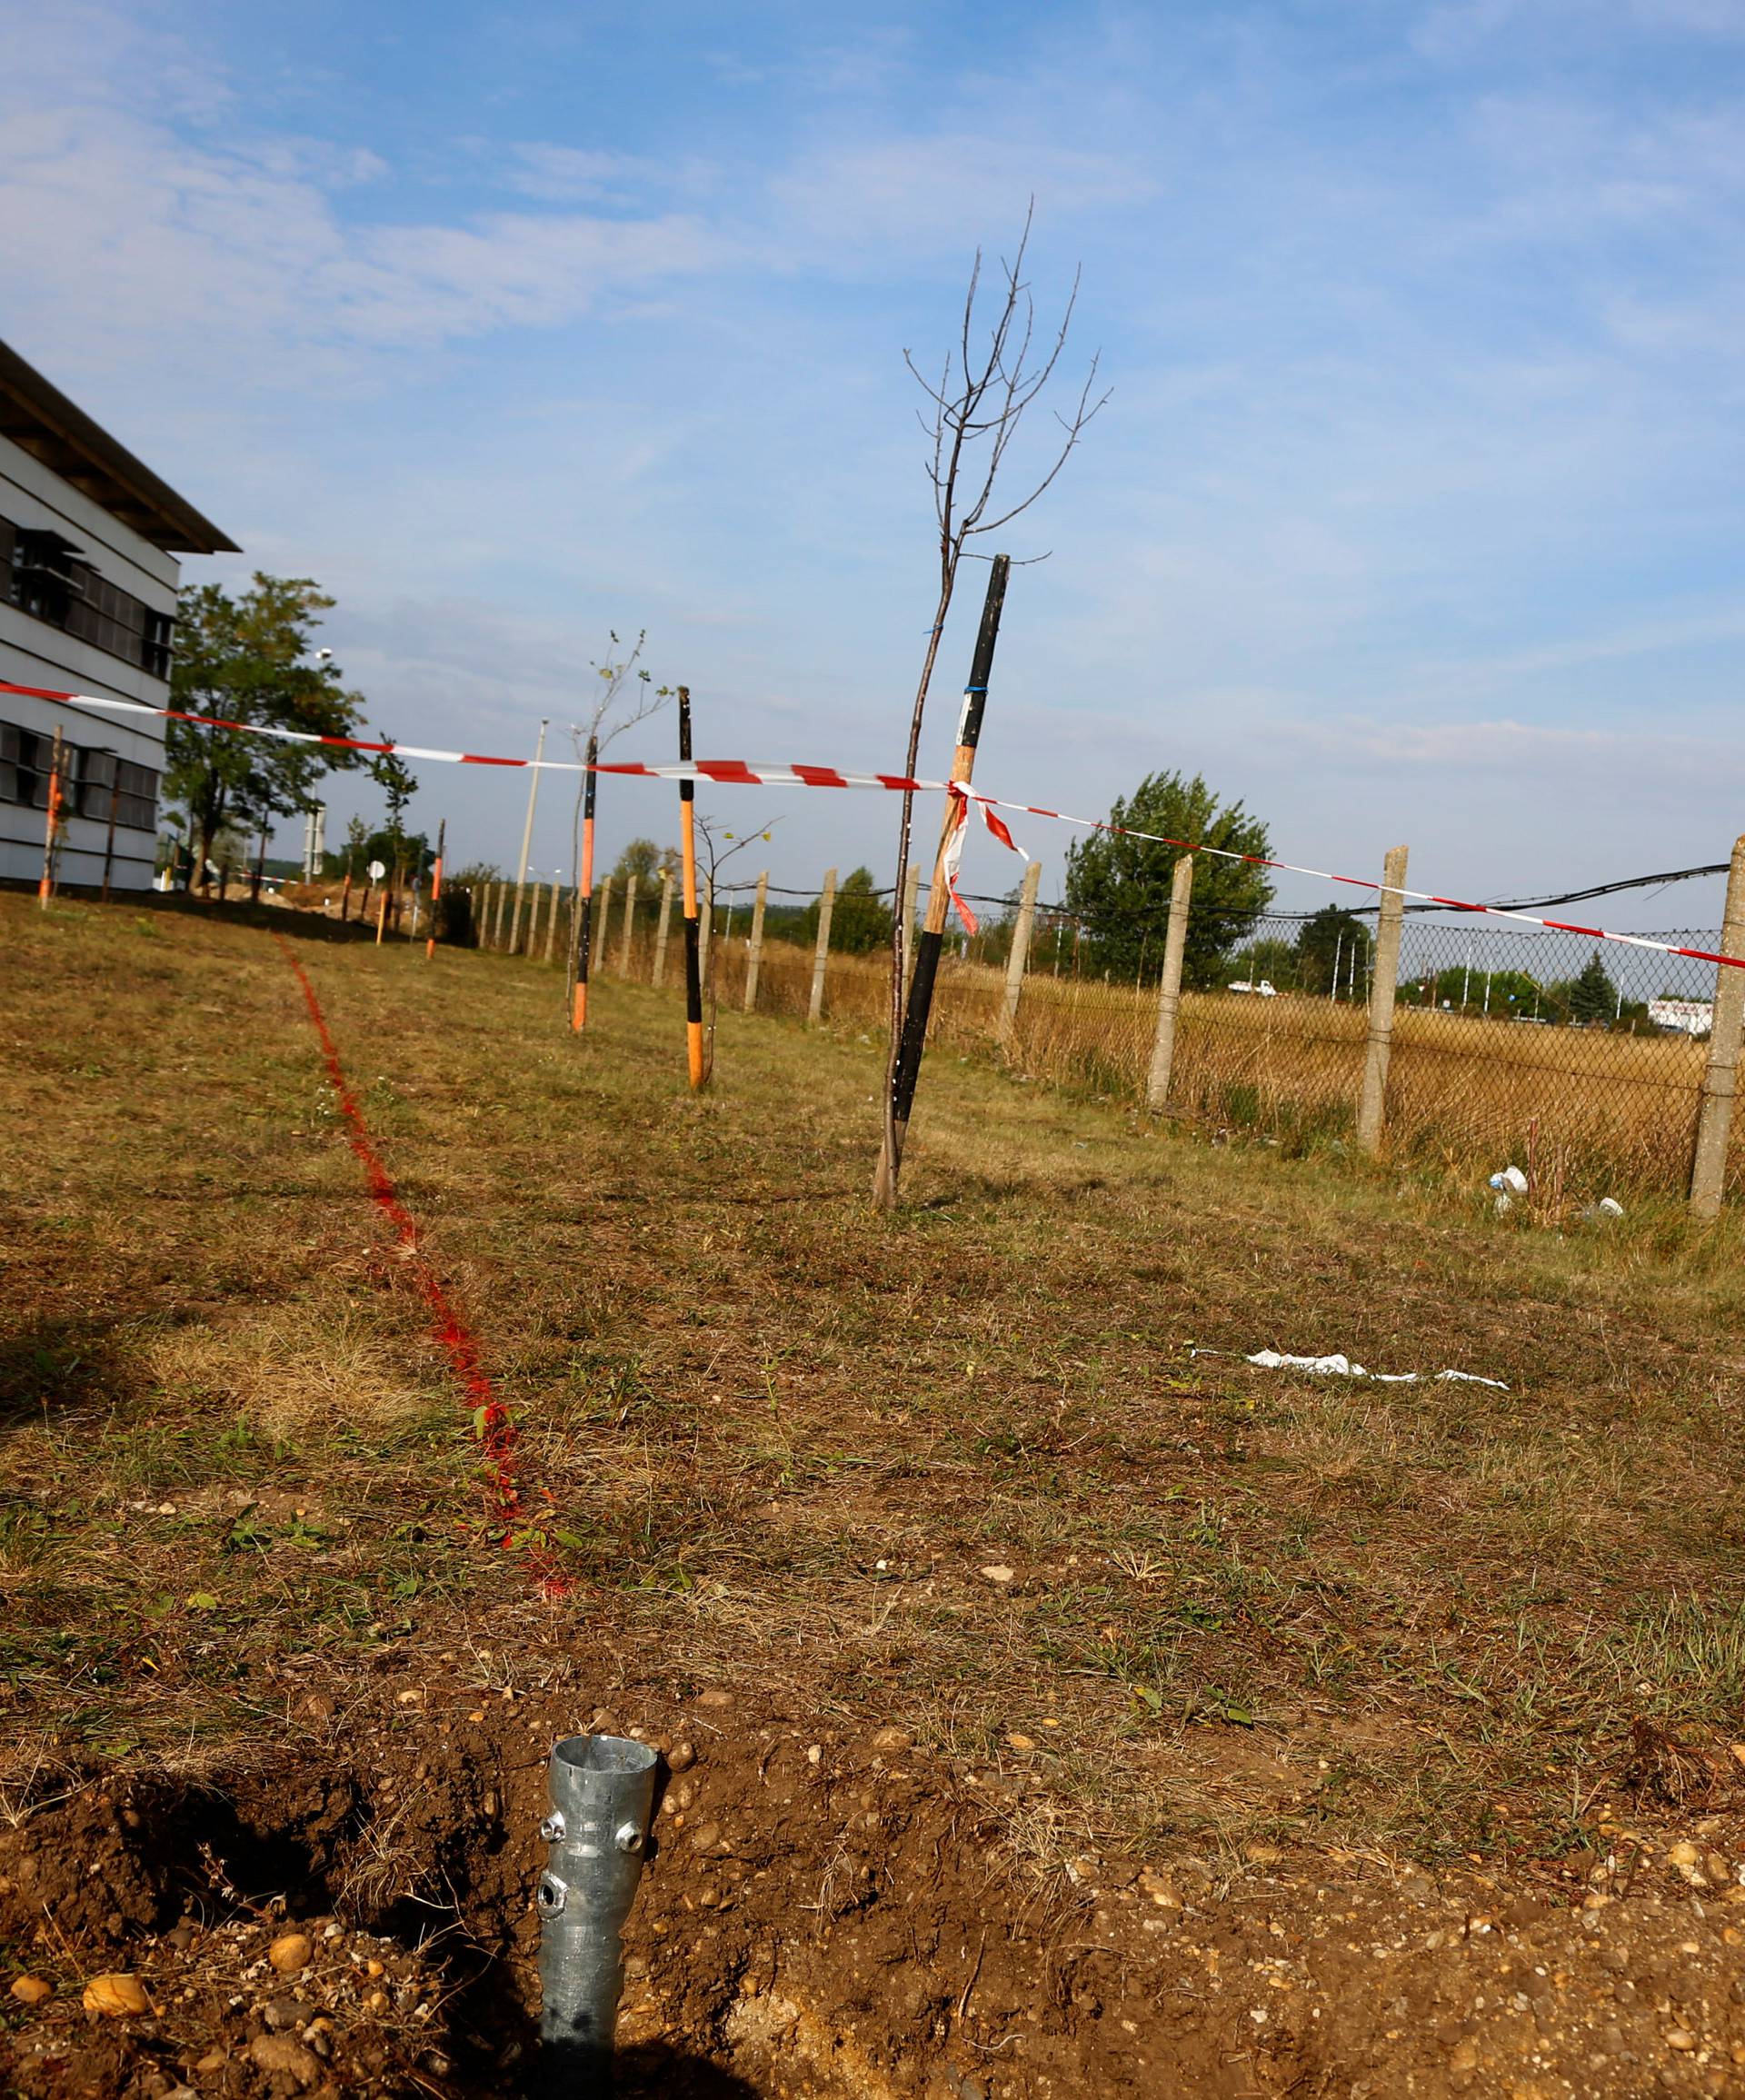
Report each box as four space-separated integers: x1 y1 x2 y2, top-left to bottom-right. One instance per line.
537 1734 660 2088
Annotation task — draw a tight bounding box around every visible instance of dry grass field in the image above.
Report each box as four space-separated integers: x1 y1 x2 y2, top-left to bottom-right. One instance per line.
6 889 1745 2097
691 931 1722 1202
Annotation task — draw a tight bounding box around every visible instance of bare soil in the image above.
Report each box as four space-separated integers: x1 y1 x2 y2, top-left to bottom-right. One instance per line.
5 891 1745 2097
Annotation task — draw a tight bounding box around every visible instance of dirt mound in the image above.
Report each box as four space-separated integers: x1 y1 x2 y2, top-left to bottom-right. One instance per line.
5 1684 1745 2096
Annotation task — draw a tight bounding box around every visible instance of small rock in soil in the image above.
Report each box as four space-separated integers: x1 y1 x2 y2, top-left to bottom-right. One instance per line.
249 2034 321 2085
268 1931 312 1974
264 1995 309 2029
82 1973 150 2017
9 1975 52 2005
871 1727 913 1752
667 1742 696 1771
696 1689 733 1708
979 1565 1015 1585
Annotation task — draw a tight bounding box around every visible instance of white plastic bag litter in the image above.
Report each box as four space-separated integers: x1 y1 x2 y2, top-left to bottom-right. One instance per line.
1223 1349 1508 1391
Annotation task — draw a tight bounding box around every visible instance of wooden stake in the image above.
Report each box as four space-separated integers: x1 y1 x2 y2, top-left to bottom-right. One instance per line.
572 734 599 1030
997 860 1042 1051
102 772 124 903
877 554 1011 1205
902 863 921 994
543 883 562 965
743 870 769 1012
699 876 713 990
1690 832 1745 1219
1357 845 1410 1154
492 880 510 950
677 688 705 1086
375 885 389 945
653 868 674 986
808 868 838 1026
425 819 445 961
37 728 65 909
618 871 638 975
1144 855 1195 1112
340 871 352 922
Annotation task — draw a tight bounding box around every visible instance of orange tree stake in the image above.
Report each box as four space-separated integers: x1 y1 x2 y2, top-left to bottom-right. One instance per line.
571 735 599 1030
37 727 65 909
677 685 704 1088
425 818 445 961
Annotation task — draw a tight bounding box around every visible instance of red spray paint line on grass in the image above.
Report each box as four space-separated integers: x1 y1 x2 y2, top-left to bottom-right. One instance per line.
277 938 567 1597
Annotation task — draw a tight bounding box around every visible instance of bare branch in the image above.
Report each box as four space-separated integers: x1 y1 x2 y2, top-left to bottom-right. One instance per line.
880 204 1107 1210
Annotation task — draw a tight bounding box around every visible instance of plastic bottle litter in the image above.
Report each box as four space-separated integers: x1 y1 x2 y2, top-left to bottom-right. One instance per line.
1489 1166 1529 1194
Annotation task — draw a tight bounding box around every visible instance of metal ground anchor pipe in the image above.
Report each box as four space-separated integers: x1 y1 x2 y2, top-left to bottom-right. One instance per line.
536 1733 661 2089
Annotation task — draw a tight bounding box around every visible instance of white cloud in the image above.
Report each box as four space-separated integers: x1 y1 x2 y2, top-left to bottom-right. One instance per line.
498 144 654 204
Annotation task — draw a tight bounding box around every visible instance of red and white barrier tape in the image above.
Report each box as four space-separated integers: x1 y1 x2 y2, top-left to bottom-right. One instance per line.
8 679 1739 975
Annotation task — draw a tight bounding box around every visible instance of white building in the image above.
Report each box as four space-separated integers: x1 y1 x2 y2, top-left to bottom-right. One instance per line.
1649 997 1713 1037
0 341 235 891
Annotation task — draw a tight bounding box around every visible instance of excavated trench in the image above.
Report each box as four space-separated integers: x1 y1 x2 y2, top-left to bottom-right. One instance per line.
7 1687 1745 2098
0 1678 1293 2099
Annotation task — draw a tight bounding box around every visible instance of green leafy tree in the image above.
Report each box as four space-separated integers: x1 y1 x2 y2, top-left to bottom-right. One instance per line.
166 575 384 885
374 748 420 880
1063 771 1272 986
1294 907 1373 997
610 838 681 886
799 868 891 955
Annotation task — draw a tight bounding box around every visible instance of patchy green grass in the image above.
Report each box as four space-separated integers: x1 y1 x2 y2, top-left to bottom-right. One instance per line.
4 887 1745 1878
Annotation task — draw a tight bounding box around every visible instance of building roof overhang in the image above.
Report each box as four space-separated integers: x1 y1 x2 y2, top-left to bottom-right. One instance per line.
0 339 239 556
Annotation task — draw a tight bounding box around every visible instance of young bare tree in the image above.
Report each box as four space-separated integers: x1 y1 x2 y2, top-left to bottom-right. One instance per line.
875 211 1107 1209
565 631 671 1028
692 814 781 1083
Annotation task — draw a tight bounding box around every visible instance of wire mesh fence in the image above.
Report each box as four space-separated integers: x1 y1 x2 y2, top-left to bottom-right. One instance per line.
468 874 1738 1208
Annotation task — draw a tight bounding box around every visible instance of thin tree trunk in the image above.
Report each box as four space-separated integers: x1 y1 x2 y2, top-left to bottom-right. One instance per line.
879 575 954 1211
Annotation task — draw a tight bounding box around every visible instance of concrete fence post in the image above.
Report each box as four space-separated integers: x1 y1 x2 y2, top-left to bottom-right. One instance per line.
744 870 769 1013
1357 844 1410 1155
596 878 614 976
653 869 674 987
808 868 838 1026
1144 855 1195 1112
1690 833 1745 1219
997 861 1043 1052
618 873 638 976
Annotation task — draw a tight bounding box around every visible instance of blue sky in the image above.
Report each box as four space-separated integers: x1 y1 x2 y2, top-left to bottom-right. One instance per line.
5 0 1745 923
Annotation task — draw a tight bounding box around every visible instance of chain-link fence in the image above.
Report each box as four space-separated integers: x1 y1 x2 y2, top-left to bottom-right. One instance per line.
467 872 1737 1207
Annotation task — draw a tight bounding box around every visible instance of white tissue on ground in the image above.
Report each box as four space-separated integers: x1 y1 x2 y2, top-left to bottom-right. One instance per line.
1241 1349 1508 1390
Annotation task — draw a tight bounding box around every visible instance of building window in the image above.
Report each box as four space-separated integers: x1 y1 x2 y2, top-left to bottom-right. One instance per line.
0 723 159 831
0 513 175 680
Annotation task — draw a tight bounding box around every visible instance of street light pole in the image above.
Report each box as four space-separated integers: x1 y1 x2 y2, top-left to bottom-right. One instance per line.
509 718 549 954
